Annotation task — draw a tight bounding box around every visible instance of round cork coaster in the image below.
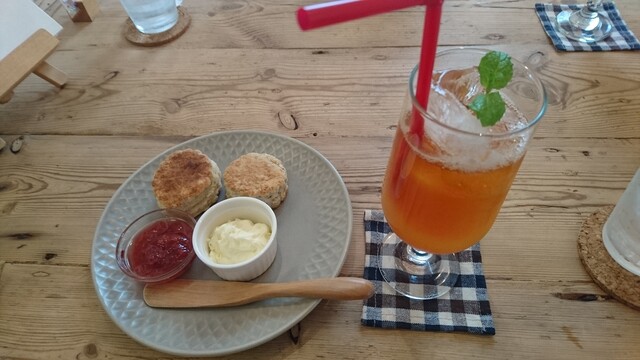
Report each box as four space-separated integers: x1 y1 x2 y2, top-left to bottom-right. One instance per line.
123 7 191 47
577 206 640 311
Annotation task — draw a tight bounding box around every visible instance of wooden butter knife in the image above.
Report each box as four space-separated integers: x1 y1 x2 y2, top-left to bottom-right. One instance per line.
143 277 375 308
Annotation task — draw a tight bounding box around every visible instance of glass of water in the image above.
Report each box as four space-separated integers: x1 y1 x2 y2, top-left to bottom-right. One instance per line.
603 168 640 276
120 0 179 34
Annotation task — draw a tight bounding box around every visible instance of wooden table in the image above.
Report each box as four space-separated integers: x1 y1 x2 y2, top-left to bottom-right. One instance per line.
1 0 639 358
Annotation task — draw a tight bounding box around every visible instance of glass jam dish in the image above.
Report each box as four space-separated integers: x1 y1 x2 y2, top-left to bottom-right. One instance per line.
116 208 196 284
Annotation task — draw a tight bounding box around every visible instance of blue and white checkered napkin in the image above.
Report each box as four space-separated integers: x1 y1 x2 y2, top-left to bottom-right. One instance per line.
361 210 495 335
535 2 640 51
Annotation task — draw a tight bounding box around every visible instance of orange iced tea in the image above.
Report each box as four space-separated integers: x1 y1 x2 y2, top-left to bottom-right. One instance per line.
382 126 524 254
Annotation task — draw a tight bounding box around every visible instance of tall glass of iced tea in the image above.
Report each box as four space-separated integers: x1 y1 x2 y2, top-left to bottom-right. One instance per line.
379 48 547 299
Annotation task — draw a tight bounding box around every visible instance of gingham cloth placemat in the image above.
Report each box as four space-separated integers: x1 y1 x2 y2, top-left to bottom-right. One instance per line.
535 2 640 51
361 210 495 335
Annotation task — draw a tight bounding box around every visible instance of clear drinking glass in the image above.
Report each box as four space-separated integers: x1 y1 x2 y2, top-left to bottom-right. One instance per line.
556 0 613 42
603 168 640 276
379 48 547 299
120 0 179 34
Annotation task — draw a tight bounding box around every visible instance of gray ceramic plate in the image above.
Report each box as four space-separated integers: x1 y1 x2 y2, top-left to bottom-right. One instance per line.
91 131 352 356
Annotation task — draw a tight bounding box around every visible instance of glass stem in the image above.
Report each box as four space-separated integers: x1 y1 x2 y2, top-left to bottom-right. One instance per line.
582 1 599 19
587 1 600 13
404 245 440 271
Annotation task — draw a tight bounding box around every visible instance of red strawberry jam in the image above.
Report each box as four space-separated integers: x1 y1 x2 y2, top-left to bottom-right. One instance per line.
128 218 194 279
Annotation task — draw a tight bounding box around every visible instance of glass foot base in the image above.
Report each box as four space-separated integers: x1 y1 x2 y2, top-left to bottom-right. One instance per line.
556 9 613 43
377 233 459 300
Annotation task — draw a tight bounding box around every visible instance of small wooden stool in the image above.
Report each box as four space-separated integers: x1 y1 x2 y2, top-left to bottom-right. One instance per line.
0 29 67 104
1 0 68 104
60 0 101 22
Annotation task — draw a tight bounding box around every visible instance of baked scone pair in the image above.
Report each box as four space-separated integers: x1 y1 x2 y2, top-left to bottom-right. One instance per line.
152 149 287 216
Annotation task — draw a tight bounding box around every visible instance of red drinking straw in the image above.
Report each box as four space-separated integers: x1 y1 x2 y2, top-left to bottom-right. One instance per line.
297 0 445 138
411 0 443 136
297 0 425 31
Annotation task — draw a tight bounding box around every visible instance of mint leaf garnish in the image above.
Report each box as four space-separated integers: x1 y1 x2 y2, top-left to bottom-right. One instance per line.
468 92 506 127
468 51 513 127
478 51 513 92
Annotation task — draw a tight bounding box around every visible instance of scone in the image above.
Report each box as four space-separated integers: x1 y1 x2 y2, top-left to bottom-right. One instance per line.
223 153 288 208
152 149 222 216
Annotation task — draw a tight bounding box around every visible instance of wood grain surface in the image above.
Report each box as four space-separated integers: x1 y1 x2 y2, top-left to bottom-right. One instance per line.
1 0 640 359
